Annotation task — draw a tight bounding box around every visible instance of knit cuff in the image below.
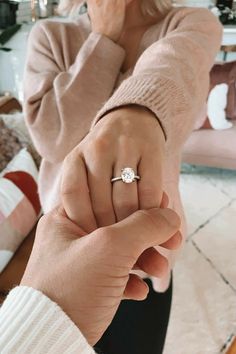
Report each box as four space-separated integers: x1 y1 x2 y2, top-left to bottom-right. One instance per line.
91 32 126 66
91 74 189 145
0 286 95 354
69 31 125 79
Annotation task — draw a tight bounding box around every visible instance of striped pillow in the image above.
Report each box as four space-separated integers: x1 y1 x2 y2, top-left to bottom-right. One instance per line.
0 149 40 273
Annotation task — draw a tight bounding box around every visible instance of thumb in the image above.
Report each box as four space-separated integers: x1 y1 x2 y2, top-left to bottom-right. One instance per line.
106 208 181 259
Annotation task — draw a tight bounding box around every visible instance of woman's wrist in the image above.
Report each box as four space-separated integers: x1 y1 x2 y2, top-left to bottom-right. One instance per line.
98 105 166 147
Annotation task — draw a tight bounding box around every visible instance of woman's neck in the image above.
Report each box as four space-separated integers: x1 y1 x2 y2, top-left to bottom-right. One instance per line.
124 0 161 30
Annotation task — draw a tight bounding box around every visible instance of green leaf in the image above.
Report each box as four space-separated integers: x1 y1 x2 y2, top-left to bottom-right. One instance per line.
0 24 22 45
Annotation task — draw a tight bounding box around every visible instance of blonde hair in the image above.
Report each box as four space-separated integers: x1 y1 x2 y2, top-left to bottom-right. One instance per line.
58 0 172 18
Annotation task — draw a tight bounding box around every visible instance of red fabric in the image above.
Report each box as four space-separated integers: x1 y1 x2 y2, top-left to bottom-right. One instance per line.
4 171 41 215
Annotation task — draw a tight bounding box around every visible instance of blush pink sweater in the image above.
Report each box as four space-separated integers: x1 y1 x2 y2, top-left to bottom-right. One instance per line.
24 7 222 291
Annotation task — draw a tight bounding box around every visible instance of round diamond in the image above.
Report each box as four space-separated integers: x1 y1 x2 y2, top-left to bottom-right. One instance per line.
121 168 135 183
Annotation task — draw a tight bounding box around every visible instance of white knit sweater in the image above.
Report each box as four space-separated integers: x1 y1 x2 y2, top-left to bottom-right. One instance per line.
0 287 95 353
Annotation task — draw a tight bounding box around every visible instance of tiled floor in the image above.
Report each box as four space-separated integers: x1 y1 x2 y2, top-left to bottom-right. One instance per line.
163 165 236 354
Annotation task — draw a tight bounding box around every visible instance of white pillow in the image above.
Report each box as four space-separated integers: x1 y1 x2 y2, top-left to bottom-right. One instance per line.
207 83 233 130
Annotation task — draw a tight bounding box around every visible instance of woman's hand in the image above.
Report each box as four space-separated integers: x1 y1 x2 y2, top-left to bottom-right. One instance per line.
87 0 127 42
61 106 166 234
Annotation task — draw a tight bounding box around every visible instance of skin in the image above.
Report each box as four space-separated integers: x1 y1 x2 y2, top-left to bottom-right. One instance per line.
61 1 167 246
88 0 163 72
2 4 182 348
19 3 182 346
62 107 165 228
0 0 165 293
21 200 182 345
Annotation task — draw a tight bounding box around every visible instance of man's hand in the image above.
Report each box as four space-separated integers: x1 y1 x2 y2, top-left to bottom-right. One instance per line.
21 206 181 345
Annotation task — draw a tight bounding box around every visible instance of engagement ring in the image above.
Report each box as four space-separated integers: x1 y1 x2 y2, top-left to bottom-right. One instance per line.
111 167 140 184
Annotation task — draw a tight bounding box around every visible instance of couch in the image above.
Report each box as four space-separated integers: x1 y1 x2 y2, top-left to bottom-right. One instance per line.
0 97 39 303
182 61 236 170
182 121 236 170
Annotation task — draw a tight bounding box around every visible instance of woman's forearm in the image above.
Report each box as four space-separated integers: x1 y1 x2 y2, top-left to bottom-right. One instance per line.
24 21 125 163
91 8 222 152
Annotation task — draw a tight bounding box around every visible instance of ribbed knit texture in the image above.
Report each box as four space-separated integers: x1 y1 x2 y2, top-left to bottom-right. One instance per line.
0 287 95 354
92 75 183 143
23 8 222 291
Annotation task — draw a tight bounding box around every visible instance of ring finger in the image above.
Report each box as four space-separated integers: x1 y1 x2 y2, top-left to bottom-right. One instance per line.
112 159 140 222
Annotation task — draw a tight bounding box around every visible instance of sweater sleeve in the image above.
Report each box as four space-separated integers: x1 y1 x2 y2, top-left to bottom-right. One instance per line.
0 286 96 354
24 21 125 163
91 8 222 151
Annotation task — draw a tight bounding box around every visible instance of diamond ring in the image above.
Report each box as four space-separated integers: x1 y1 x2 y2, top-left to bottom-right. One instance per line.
111 167 140 184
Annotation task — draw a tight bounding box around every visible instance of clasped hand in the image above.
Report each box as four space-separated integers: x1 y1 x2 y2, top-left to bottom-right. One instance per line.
61 106 171 278
62 107 165 225
22 108 182 346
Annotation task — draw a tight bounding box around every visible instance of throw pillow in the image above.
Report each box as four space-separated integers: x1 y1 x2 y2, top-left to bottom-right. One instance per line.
0 113 41 170
207 83 233 130
199 61 236 130
0 149 40 273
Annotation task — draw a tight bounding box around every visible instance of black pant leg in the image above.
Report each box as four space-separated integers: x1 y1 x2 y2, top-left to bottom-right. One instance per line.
94 277 173 354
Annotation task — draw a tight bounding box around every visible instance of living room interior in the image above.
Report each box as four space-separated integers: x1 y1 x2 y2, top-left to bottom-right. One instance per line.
0 0 236 353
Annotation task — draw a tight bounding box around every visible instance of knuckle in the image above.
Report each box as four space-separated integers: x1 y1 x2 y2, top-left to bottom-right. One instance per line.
36 208 64 242
61 183 84 198
37 210 56 233
61 173 85 197
93 135 110 153
119 135 135 146
95 225 115 243
63 147 81 168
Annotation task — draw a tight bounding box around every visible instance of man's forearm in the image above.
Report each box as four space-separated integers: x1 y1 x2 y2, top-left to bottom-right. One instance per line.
0 287 95 354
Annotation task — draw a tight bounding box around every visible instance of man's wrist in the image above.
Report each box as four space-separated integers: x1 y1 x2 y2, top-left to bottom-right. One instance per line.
0 286 95 353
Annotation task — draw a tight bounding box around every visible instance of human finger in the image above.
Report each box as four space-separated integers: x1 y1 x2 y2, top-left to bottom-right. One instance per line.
112 164 139 221
123 274 149 301
138 153 163 210
112 138 139 221
104 208 181 259
61 152 97 233
136 247 168 278
86 156 116 227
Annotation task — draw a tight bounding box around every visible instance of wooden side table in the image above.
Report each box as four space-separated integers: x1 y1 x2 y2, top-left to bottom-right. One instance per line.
226 337 236 354
220 26 236 60
221 44 236 60
0 95 22 113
